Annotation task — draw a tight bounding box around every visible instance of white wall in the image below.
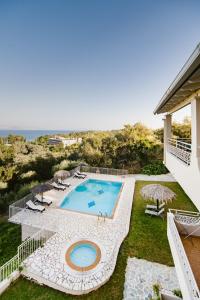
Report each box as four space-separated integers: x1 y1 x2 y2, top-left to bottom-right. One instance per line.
167 217 193 300
165 151 200 211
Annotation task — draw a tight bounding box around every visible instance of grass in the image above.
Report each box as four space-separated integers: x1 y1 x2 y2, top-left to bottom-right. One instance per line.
1 181 197 300
0 216 21 266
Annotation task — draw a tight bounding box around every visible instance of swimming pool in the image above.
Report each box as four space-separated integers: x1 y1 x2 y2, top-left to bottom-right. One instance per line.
60 179 123 217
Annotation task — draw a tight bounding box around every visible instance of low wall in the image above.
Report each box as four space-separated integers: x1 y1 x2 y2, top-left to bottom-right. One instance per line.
167 218 193 300
0 271 20 296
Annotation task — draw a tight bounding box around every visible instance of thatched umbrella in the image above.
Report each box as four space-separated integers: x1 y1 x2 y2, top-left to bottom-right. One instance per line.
31 183 52 198
54 170 70 182
140 184 176 211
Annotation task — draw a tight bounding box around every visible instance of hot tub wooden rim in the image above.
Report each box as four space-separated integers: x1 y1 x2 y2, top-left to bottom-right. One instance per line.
65 240 101 272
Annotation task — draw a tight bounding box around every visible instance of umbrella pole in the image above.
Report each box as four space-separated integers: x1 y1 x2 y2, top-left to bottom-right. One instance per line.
157 199 159 211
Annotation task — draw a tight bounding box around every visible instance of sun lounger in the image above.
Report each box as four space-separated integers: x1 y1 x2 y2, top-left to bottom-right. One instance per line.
49 182 66 191
35 194 52 205
26 200 45 212
146 203 165 211
76 171 87 177
73 172 85 179
145 208 164 218
57 179 71 187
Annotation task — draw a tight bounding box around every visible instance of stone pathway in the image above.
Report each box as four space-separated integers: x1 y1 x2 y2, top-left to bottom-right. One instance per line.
123 258 179 300
132 173 176 182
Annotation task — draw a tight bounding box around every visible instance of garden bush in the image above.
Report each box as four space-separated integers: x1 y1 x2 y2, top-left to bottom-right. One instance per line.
142 161 168 175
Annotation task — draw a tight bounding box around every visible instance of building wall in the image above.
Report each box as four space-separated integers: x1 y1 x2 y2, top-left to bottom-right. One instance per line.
165 151 200 211
48 137 82 147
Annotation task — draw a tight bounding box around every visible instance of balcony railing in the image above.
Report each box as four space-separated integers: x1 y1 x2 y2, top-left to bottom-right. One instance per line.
168 213 200 299
169 209 200 225
168 138 191 165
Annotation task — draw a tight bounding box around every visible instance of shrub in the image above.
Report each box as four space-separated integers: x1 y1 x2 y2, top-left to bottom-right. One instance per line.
0 191 15 213
142 161 168 175
173 289 182 298
153 284 160 296
51 163 60 174
16 181 38 199
20 170 36 180
0 181 38 214
149 283 161 300
0 181 8 190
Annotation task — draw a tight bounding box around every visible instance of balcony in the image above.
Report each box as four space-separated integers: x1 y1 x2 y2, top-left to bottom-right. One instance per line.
167 210 200 300
168 138 191 165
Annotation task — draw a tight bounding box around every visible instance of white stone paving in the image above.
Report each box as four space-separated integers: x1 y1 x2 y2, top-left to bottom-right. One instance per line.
132 173 176 182
11 173 135 294
123 258 180 300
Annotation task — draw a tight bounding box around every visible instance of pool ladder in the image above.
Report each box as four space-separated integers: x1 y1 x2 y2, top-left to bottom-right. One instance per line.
97 211 107 223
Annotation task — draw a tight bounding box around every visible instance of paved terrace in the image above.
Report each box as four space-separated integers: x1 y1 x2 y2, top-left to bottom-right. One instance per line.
10 173 135 294
123 258 179 300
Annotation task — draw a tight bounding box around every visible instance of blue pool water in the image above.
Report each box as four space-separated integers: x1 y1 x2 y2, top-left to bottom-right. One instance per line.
60 179 122 217
70 243 97 268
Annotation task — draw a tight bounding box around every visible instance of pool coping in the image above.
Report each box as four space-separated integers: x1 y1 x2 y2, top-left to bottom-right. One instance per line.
57 178 124 219
65 240 101 272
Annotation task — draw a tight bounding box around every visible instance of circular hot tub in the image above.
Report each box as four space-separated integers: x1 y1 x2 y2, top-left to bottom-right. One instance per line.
66 240 101 271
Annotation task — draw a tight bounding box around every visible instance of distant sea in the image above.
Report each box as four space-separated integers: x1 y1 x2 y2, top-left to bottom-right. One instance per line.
0 130 75 141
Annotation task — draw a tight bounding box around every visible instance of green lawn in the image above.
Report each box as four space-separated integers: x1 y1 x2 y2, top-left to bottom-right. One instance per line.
0 216 21 266
1 181 197 300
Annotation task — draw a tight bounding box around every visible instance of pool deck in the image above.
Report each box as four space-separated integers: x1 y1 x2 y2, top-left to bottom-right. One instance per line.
10 173 135 295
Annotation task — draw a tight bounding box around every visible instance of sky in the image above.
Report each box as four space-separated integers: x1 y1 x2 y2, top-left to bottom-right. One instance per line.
0 0 200 131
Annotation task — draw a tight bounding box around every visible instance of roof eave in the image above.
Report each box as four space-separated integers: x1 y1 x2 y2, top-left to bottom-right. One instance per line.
154 43 200 115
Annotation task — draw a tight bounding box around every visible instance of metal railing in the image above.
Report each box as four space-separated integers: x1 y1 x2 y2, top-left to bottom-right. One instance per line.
0 229 54 283
168 138 191 165
169 209 200 217
169 209 200 226
18 229 54 263
80 166 128 176
0 255 19 282
168 213 200 299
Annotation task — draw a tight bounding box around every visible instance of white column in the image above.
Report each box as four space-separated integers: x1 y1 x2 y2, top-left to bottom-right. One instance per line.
191 97 200 160
163 114 172 164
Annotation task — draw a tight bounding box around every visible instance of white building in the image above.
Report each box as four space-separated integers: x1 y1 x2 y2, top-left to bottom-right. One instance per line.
154 43 200 300
48 136 82 147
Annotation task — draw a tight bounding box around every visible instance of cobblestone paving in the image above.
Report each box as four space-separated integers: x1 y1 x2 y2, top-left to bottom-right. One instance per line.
133 173 176 182
123 258 179 300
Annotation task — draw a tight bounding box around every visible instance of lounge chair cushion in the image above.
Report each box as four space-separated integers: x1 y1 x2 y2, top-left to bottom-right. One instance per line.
146 203 165 210
145 208 164 216
74 172 85 179
77 171 86 177
35 195 52 205
26 200 45 212
50 182 66 190
58 179 71 187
